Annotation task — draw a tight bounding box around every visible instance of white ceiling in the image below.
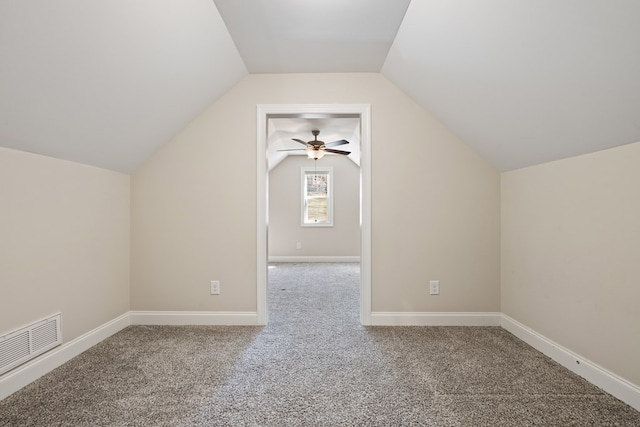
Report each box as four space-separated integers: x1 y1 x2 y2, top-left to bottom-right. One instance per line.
0 0 246 172
383 0 640 171
213 0 411 73
1 1 639 173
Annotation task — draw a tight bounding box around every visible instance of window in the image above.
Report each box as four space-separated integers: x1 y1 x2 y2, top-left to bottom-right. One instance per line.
301 166 333 226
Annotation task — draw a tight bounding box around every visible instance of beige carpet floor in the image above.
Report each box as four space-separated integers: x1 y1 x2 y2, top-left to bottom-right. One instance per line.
1 262 638 426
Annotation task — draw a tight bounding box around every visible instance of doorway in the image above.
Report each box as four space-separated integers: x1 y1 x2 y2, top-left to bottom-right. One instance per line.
256 104 371 325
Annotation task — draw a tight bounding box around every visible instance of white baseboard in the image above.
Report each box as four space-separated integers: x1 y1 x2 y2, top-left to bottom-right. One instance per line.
268 256 360 263
502 314 640 411
370 312 502 326
129 311 259 326
0 312 130 401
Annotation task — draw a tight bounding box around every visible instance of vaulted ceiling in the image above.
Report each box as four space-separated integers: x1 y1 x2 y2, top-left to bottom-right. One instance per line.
1 1 639 173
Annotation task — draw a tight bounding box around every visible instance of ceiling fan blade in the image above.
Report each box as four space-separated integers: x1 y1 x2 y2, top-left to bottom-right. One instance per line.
324 148 351 155
277 148 307 151
292 138 308 146
325 139 349 147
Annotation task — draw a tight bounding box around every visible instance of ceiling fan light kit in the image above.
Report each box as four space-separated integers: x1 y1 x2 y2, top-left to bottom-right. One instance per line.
278 129 351 160
307 149 326 160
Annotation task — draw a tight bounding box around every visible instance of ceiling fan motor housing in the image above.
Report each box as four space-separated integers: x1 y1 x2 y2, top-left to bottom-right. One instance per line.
310 130 323 147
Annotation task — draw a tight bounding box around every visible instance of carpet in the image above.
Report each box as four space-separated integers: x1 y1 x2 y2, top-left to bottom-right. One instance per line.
1 262 638 426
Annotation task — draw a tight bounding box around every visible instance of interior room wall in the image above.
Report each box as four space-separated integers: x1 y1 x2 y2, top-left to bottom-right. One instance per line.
0 147 130 342
131 73 500 313
269 155 360 258
501 141 640 387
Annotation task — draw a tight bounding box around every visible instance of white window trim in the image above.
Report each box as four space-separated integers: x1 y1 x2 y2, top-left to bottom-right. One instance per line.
301 166 334 227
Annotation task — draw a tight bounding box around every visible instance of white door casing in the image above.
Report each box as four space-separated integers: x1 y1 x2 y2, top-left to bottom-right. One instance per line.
256 104 371 325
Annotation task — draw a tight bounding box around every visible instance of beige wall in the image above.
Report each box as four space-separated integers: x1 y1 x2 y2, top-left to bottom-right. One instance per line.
501 142 640 387
0 147 130 342
269 155 360 258
131 73 500 313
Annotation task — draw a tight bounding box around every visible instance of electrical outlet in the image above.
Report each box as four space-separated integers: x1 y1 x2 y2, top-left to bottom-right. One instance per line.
429 280 440 295
296 242 302 249
210 280 220 295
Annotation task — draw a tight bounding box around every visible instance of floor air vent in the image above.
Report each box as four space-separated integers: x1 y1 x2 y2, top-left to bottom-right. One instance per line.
0 313 62 376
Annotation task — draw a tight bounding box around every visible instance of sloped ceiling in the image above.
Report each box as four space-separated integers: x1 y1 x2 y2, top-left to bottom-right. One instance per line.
0 0 246 172
1 1 639 173
383 0 640 171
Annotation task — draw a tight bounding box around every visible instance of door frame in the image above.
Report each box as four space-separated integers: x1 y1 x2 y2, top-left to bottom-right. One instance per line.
256 104 371 325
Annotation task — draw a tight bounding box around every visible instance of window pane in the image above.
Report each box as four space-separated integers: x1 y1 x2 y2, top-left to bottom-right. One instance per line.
305 172 329 224
301 167 333 226
306 197 328 223
306 173 327 197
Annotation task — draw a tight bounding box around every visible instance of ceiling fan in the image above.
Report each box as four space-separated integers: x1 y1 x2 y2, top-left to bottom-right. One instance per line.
278 129 350 160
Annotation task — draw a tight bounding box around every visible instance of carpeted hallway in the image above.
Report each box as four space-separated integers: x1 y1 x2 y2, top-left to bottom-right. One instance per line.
1 263 638 426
